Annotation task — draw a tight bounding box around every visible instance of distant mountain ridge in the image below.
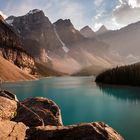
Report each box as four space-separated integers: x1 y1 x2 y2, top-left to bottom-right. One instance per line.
5 9 113 74
80 26 96 38
97 21 140 63
96 25 108 35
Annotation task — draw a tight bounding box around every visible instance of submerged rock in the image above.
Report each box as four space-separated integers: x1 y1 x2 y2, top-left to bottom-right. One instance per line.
27 122 124 140
13 97 63 127
0 90 17 120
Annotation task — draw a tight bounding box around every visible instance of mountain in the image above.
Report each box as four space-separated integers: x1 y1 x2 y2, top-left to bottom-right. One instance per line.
54 19 84 46
96 25 108 35
0 56 35 82
80 26 96 38
54 19 113 68
0 15 36 74
5 9 113 74
6 9 64 62
97 21 140 63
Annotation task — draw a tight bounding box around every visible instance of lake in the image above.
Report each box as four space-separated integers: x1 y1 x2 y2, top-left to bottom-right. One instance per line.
2 76 140 140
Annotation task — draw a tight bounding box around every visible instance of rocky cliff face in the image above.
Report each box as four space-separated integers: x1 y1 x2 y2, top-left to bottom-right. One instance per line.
0 15 36 74
6 9 64 62
54 19 113 69
0 56 36 82
0 90 124 140
54 19 84 47
5 9 114 74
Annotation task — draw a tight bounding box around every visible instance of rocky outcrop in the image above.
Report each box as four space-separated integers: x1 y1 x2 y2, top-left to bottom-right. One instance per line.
54 19 84 46
27 122 123 140
0 55 36 82
0 47 35 74
0 120 27 140
0 90 124 140
0 90 17 120
14 97 62 127
6 9 64 61
0 15 36 74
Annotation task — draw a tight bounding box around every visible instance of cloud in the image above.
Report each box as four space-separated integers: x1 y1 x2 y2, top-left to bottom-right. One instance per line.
94 0 104 7
47 1 86 29
0 11 7 19
113 0 140 25
92 22 103 31
128 0 140 7
91 0 140 31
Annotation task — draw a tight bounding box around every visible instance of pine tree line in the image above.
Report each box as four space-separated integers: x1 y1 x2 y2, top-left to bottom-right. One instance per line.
95 63 140 86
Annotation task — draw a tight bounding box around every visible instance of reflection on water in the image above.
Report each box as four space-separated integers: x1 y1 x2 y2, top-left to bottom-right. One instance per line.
97 83 140 103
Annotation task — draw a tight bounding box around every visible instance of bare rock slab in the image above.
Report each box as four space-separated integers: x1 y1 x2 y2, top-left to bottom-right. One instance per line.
0 120 27 140
0 90 17 120
27 122 124 140
13 97 62 127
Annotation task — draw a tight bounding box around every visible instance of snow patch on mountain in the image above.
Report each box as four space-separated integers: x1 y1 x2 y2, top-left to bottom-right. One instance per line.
27 9 42 15
6 19 13 25
53 24 69 53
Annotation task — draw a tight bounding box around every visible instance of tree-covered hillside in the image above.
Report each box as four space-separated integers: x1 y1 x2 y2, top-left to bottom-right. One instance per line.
95 63 140 86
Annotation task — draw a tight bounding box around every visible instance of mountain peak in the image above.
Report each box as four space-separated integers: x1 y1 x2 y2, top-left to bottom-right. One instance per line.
80 25 95 38
80 26 94 32
82 25 91 29
54 19 73 27
26 9 45 19
27 9 43 15
96 25 108 35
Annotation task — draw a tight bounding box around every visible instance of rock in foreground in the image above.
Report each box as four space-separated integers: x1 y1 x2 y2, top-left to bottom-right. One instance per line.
0 91 124 140
13 97 62 127
0 120 27 140
27 122 124 140
0 90 17 120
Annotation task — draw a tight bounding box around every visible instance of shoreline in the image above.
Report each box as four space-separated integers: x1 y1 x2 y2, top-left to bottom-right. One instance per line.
3 76 140 90
96 82 140 89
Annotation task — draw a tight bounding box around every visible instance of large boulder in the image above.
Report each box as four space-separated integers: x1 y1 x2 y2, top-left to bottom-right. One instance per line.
27 122 124 140
14 97 62 127
0 120 27 140
0 90 17 120
0 91 124 140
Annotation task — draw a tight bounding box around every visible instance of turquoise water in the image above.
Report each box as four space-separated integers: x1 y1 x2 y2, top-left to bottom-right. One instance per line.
2 76 140 140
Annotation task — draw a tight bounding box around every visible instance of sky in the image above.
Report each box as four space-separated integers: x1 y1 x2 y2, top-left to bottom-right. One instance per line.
0 0 140 31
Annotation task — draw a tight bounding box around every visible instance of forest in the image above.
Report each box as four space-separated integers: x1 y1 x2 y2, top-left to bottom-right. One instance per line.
95 63 140 86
